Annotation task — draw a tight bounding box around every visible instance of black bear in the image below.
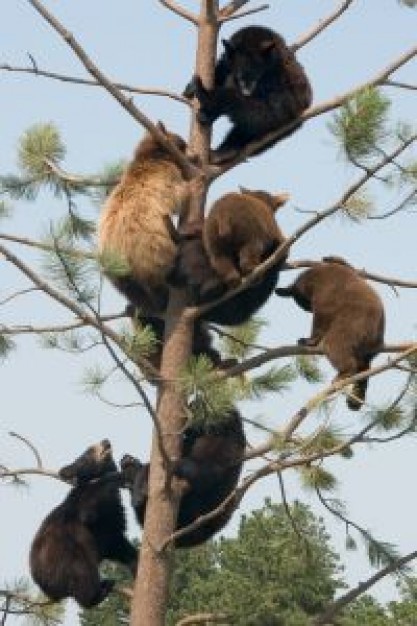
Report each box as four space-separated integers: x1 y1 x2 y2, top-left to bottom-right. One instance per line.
30 440 137 608
97 124 191 314
120 408 245 547
276 258 385 410
185 25 312 164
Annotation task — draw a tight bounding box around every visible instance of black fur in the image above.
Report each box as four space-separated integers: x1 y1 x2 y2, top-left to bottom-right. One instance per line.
30 440 136 608
185 26 312 163
120 408 245 547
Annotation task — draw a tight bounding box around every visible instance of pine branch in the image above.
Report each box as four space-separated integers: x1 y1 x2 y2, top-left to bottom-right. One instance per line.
0 241 159 378
176 614 230 626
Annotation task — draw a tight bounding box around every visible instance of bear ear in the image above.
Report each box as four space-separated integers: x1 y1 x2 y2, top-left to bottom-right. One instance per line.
273 192 290 211
260 40 276 55
222 39 236 56
156 120 167 134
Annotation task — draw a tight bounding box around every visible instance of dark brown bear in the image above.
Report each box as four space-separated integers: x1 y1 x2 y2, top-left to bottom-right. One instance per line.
167 204 288 326
30 440 137 608
276 258 385 410
187 188 288 325
98 124 190 314
120 408 245 547
184 25 312 164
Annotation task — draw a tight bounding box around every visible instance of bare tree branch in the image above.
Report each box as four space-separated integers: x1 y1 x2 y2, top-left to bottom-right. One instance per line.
0 287 40 306
0 232 95 259
286 259 417 290
219 3 269 22
385 79 417 91
0 314 126 336
0 63 191 105
25 0 197 177
312 549 417 625
9 432 42 469
292 0 355 51
158 0 199 25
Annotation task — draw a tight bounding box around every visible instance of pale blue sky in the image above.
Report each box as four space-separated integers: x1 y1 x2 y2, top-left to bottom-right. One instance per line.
1 1 417 624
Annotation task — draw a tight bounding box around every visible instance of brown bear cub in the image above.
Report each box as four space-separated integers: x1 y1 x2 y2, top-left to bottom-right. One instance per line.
276 258 385 410
98 124 190 314
120 408 245 547
195 188 288 325
30 440 137 608
184 25 312 164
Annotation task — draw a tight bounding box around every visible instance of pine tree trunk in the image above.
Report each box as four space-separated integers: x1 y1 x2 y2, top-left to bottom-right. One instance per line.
130 3 219 624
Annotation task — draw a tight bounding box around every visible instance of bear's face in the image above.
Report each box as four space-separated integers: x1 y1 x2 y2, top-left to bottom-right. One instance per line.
59 439 116 485
223 34 277 97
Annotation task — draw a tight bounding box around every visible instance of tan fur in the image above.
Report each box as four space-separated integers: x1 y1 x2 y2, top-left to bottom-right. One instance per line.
277 260 385 410
98 129 189 312
203 188 288 288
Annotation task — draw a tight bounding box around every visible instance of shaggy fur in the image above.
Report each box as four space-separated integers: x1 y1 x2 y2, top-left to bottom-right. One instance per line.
120 408 245 547
98 125 189 313
276 259 385 410
185 26 312 164
190 188 289 325
30 441 136 608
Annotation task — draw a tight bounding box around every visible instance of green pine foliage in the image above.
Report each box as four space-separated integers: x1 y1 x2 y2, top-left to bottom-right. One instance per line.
329 87 391 161
295 355 324 384
181 355 239 426
80 501 344 626
119 322 160 362
98 249 130 279
242 364 296 400
341 190 375 221
299 465 338 492
41 227 98 304
218 318 266 360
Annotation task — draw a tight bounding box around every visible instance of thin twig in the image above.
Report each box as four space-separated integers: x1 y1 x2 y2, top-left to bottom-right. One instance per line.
0 63 190 105
158 0 199 25
9 432 42 468
369 189 417 220
0 314 127 336
0 232 95 259
286 258 417 290
0 287 40 306
292 0 355 51
384 79 417 91
219 3 269 23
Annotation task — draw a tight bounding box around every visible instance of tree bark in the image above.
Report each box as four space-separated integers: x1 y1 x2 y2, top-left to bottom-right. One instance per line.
130 2 219 624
